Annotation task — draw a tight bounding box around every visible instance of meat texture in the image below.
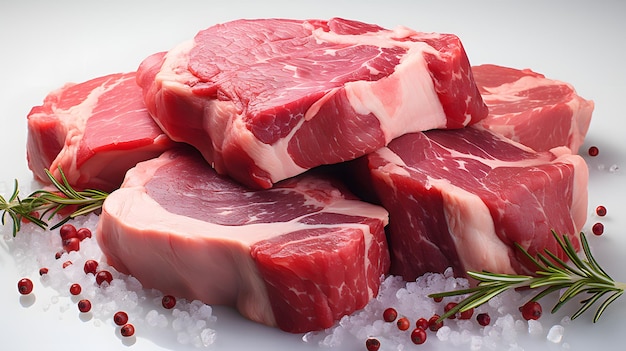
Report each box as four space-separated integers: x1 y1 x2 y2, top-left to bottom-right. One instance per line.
473 64 594 153
26 72 175 191
96 148 390 333
351 127 588 281
137 17 488 189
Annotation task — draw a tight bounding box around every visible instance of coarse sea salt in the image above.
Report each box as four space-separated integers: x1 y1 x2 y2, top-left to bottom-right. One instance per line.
3 196 575 350
3 212 218 348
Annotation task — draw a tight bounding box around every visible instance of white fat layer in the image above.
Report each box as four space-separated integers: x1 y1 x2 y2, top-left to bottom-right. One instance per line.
429 177 516 274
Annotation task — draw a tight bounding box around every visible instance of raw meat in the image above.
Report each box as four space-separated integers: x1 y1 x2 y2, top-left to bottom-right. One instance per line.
349 127 588 281
472 64 594 153
96 148 390 333
26 72 175 192
137 17 488 189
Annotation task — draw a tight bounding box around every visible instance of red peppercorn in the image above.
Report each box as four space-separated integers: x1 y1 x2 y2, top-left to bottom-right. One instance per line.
59 223 78 240
588 146 599 157
410 327 427 345
69 283 82 296
432 296 443 303
17 278 34 295
428 314 443 332
595 205 607 217
76 227 92 241
78 299 92 313
477 313 491 326
83 259 99 275
396 316 410 331
520 301 542 320
162 295 177 309
114 311 129 326
62 260 73 269
382 307 397 322
55 250 64 260
62 237 80 253
95 270 113 286
120 323 135 337
592 222 604 236
444 302 458 319
415 317 429 330
459 307 474 320
365 338 380 351
39 267 49 276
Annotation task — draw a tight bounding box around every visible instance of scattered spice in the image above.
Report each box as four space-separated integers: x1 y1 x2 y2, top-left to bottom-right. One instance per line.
69 283 82 296
17 278 34 295
78 299 92 313
162 295 177 309
114 311 129 326
592 222 605 236
120 323 135 337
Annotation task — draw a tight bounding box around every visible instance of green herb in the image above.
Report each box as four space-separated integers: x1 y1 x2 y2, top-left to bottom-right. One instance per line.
0 168 109 236
429 231 625 322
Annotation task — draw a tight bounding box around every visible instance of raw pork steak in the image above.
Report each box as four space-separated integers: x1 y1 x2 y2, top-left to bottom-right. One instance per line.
26 72 175 191
137 17 488 189
473 64 594 153
96 148 390 333
350 127 588 281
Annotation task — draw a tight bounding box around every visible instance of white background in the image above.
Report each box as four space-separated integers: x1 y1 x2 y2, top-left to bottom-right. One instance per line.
1 1 625 350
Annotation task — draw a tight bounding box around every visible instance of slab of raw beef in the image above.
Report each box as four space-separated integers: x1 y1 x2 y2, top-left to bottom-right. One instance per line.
472 64 594 153
350 127 588 281
26 72 175 192
137 17 488 189
96 148 390 333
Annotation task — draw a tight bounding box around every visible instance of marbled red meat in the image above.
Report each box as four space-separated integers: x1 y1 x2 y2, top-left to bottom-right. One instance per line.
97 148 390 333
137 17 488 189
351 127 588 280
26 72 175 191
473 64 594 153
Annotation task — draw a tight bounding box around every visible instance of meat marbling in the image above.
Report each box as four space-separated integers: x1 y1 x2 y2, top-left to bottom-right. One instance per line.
96 148 390 333
137 17 488 189
472 64 594 153
349 127 588 281
26 72 175 191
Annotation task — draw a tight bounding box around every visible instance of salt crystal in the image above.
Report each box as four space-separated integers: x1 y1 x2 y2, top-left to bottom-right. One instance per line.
470 335 483 350
560 316 571 325
200 328 216 346
437 326 452 341
527 319 543 336
146 309 159 327
177 331 191 345
546 325 564 343
609 164 619 173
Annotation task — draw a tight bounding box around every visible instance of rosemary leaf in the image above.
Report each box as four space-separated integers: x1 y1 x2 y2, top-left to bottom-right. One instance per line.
429 231 625 323
0 167 109 236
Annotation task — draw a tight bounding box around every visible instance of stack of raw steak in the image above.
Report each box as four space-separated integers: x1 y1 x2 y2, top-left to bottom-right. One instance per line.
24 17 593 333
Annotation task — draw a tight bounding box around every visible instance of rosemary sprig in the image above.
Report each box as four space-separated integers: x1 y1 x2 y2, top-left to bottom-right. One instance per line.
429 231 626 323
0 168 109 236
